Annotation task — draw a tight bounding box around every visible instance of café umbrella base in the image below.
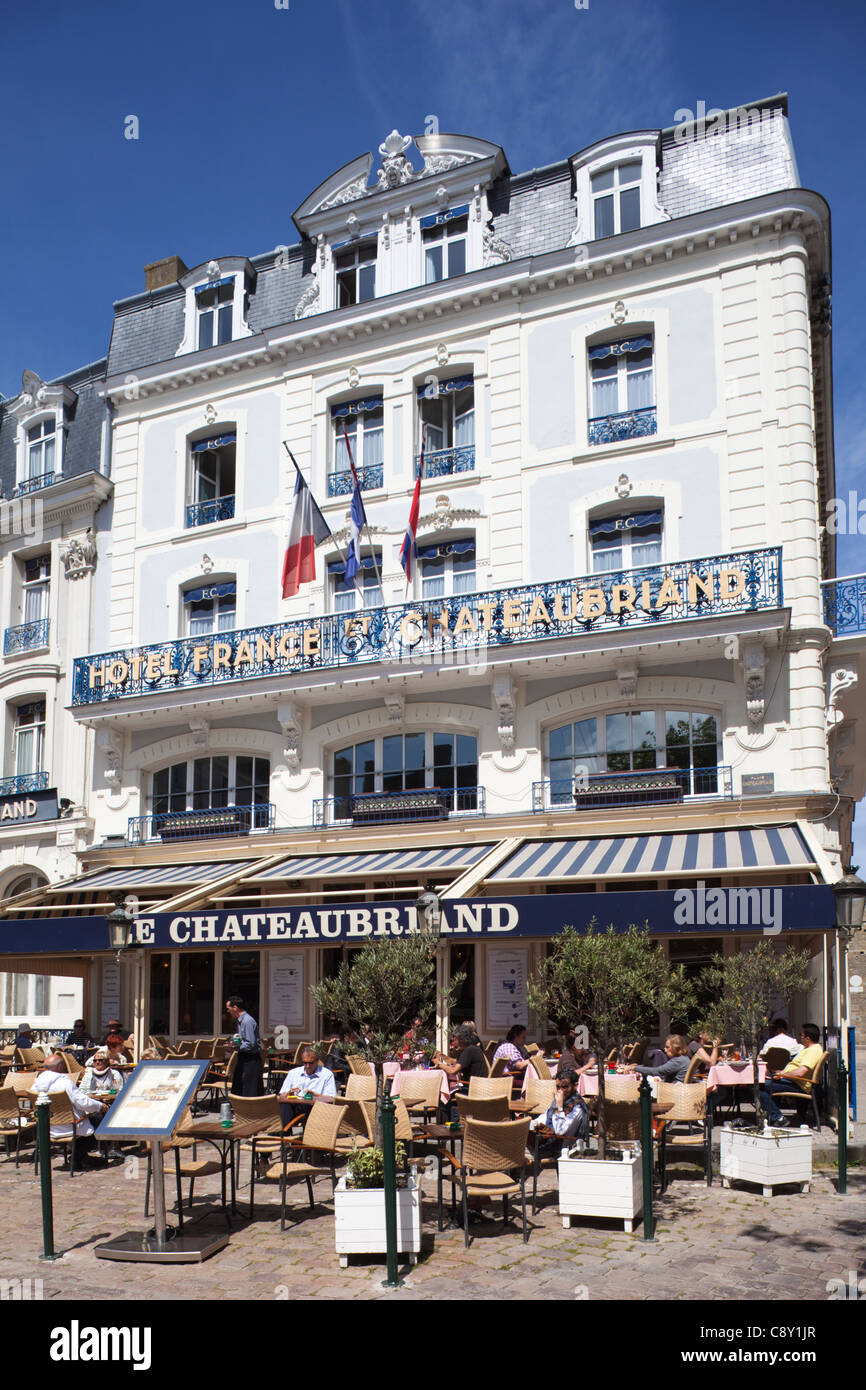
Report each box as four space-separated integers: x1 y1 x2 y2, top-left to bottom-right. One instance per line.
558 1147 643 1234
719 1124 813 1196
94 1230 229 1263
334 1174 422 1268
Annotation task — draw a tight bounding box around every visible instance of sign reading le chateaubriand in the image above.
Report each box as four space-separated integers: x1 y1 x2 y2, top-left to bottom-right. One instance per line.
0 788 59 825
72 550 781 705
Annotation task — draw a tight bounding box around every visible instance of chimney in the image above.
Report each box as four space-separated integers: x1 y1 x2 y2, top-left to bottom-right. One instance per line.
144 255 188 291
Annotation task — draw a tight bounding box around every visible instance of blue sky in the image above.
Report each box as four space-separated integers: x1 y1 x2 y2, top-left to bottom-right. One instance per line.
0 0 864 858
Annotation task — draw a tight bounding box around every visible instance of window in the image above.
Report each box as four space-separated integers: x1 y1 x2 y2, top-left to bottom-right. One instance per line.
591 162 641 238
5 974 29 1016
335 242 376 306
329 556 383 612
331 732 478 817
330 398 384 494
546 709 721 802
422 208 468 283
419 539 476 599
417 377 474 474
590 512 662 574
25 420 55 485
187 432 236 527
22 556 51 624
184 582 236 636
588 336 656 443
196 279 234 349
151 755 270 815
13 701 45 777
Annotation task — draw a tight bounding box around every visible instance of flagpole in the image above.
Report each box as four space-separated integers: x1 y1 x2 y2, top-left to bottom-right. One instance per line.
282 442 355 585
404 423 425 601
342 423 384 598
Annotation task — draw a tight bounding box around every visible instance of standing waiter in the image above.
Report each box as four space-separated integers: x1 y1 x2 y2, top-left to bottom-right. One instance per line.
226 996 263 1096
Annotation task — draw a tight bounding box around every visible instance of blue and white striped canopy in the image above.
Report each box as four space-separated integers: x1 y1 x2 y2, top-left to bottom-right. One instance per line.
492 826 814 883
254 844 493 882
50 862 249 894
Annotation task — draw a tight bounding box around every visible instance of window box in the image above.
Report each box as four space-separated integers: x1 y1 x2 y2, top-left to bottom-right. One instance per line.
573 769 683 810
350 788 451 825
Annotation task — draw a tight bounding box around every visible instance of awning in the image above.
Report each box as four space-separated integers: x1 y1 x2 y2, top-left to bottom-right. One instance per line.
45 862 251 894
490 826 815 884
251 844 494 882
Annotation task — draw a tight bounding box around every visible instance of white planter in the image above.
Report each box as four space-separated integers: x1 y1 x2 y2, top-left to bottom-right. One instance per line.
334 1175 422 1267
719 1125 812 1195
558 1148 643 1233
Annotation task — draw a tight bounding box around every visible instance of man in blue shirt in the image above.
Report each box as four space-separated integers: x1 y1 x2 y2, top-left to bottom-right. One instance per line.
226 996 263 1096
278 1046 337 1128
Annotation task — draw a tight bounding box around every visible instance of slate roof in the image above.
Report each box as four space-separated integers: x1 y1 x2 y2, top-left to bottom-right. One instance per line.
0 360 108 498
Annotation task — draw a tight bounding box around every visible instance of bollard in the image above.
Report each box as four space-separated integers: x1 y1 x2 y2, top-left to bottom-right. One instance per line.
638 1076 655 1241
837 1058 848 1196
35 1096 58 1260
380 1083 402 1288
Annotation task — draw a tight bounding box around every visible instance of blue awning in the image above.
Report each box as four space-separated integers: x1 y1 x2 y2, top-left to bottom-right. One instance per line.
331 396 383 418
588 336 653 360
419 204 470 230
195 277 234 295
253 843 494 881
417 375 473 400
183 582 236 604
589 511 662 537
491 826 816 882
46 862 250 894
327 554 380 575
191 433 236 453
416 539 475 560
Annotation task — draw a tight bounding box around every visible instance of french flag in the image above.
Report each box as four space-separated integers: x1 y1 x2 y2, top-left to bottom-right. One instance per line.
281 461 332 599
400 442 424 581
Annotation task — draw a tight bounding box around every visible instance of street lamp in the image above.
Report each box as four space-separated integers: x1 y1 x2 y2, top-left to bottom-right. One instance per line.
106 895 135 961
832 866 866 934
414 882 442 939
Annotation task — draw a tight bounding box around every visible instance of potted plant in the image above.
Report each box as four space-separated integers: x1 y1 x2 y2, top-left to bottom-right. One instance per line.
527 922 695 1231
700 940 813 1194
334 1142 422 1267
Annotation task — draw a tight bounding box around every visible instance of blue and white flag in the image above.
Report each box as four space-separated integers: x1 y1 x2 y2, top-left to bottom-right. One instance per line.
343 424 368 586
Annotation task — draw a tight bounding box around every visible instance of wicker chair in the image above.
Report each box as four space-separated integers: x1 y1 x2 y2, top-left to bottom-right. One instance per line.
489 1056 510 1079
227 1095 287 1215
468 1076 513 1103
762 1046 795 1074
602 1100 642 1144
199 1050 238 1108
395 1071 442 1122
345 1074 377 1101
625 1038 650 1065
523 1078 556 1117
293 1041 315 1064
14 1047 45 1070
347 1056 374 1078
440 1117 532 1246
192 1039 216 1060
264 1099 349 1230
657 1081 712 1190
683 1052 705 1084
599 1073 640 1101
0 1085 36 1166
767 1051 829 1129
530 1056 553 1082
455 1094 510 1125
335 1099 375 1154
32 1092 88 1177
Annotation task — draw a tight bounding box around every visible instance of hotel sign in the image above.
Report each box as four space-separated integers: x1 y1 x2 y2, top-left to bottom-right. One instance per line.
0 788 59 825
71 548 782 706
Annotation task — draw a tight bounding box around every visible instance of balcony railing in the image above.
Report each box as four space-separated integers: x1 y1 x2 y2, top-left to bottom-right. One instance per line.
327 463 383 497
0 771 49 795
13 472 55 498
185 495 235 528
73 547 783 707
823 574 866 637
414 445 475 479
532 765 734 812
4 619 50 655
588 407 657 445
127 802 274 844
314 786 485 827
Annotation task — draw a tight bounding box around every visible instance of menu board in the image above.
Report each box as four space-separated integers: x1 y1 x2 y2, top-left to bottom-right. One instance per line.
95 1059 210 1139
268 952 306 1030
486 947 529 1032
100 959 122 1031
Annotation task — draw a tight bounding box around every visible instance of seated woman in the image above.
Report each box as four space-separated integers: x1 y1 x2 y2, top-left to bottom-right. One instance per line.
492 1024 531 1078
78 1048 125 1096
624 1034 691 1083
687 1030 720 1072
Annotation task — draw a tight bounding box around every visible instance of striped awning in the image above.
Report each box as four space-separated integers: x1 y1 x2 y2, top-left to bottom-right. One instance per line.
491 826 815 883
253 844 494 882
44 862 249 895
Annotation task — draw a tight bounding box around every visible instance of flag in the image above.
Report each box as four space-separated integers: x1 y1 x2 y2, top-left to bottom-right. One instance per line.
343 426 368 587
400 440 424 581
281 462 331 599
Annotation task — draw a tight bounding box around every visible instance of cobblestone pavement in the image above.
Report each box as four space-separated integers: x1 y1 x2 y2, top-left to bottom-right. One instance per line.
0 1146 863 1302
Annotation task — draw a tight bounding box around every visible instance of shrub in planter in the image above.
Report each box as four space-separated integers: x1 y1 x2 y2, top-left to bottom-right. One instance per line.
345 1143 409 1189
336 1144 421 1266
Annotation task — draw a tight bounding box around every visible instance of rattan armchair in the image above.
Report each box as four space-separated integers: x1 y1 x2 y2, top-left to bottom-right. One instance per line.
32 1092 89 1178
264 1098 350 1230
468 1076 513 1103
345 1074 376 1102
439 1117 533 1246
767 1051 829 1129
347 1055 374 1078
523 1078 556 1117
599 1072 640 1101
455 1094 510 1124
395 1070 442 1122
657 1081 712 1190
0 1085 36 1166
761 1046 794 1074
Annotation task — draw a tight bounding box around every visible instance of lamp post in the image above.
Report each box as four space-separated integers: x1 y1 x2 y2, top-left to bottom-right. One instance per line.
106 895 135 962
830 867 865 1195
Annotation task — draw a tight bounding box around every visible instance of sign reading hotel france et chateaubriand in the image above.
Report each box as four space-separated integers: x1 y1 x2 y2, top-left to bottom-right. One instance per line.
72 548 782 706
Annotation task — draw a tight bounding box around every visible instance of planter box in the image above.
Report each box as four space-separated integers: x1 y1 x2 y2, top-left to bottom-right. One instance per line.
558 1148 643 1233
334 1175 422 1267
719 1125 812 1195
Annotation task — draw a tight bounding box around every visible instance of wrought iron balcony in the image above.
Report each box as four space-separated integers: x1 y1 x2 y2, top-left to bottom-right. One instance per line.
73 547 783 707
823 574 866 637
185 495 235 528
588 407 657 445
13 472 55 497
327 463 383 497
532 765 734 812
4 619 50 655
414 445 475 479
0 772 49 795
314 786 484 827
127 801 274 844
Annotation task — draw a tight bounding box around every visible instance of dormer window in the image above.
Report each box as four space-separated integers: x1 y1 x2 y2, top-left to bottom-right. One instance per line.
591 163 642 238
196 279 234 349
421 206 469 283
26 420 56 485
335 242 376 306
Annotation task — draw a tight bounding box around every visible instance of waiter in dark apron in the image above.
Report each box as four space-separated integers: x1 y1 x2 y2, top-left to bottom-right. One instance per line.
226 996 263 1096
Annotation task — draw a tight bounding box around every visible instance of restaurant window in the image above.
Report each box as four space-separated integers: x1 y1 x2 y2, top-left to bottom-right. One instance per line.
148 953 171 1035
177 952 215 1034
151 756 270 815
335 241 376 307
5 973 29 1015
449 943 475 1027
421 207 469 283
667 937 724 1031
589 511 662 574
186 432 236 528
545 709 721 802
221 951 260 1031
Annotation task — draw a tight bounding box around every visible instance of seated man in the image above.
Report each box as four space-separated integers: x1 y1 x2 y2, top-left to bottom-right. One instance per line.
278 1046 336 1129
759 1018 800 1061
758 1024 824 1127
13 1022 35 1051
31 1053 108 1169
530 1070 589 1157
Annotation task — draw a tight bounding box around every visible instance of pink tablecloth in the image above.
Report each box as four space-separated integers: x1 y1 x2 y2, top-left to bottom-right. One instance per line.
521 1059 559 1092
387 1068 450 1106
706 1061 766 1093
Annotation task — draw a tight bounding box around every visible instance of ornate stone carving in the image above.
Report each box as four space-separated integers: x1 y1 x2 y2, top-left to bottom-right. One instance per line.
201 553 214 574
60 528 97 579
294 268 320 320
20 369 47 409
204 403 217 425
742 641 766 728
615 473 633 500
611 299 628 326
492 673 516 755
206 259 221 279
97 729 124 792
384 693 404 724
345 213 360 239
422 152 472 176
483 222 512 267
616 663 639 701
321 177 369 210
278 701 302 775
347 365 360 389
376 130 416 189
827 666 858 731
436 343 449 367
418 495 481 533
189 717 209 748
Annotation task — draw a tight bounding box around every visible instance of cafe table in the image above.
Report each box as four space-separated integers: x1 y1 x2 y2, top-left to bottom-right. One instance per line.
174 1116 263 1228
576 1071 658 1098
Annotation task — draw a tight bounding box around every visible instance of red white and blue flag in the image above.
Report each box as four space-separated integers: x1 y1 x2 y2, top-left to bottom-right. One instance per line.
343 426 368 587
281 457 332 599
400 440 424 582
